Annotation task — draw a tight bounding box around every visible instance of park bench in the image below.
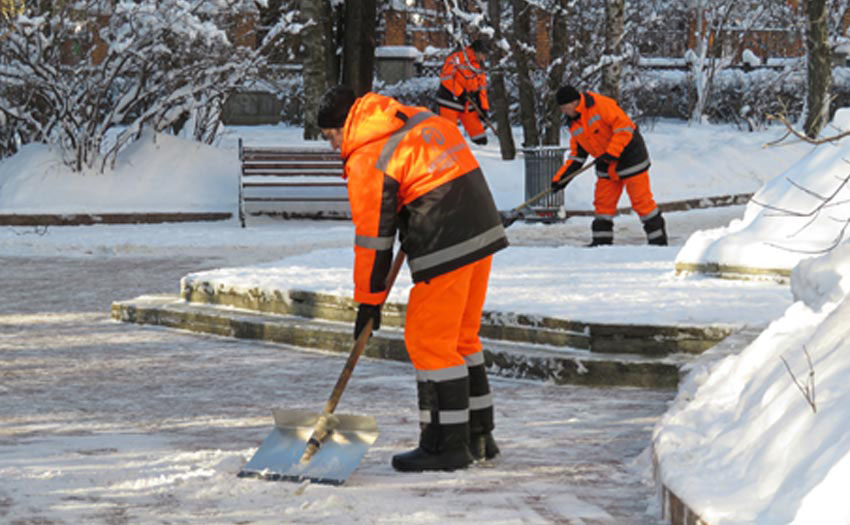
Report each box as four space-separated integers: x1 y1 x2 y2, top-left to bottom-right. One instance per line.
238 139 349 227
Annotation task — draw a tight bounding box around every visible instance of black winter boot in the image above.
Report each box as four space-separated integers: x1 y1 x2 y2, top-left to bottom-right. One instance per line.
467 354 499 461
391 376 474 472
391 422 474 472
642 210 668 246
470 432 500 461
589 217 614 247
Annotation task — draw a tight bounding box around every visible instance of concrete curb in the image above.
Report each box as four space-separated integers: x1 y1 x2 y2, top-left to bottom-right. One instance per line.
675 261 791 283
0 212 232 226
112 295 690 389
180 281 733 357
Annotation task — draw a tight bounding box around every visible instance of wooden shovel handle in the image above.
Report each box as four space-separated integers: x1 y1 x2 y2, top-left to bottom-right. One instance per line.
301 250 407 463
510 158 596 214
322 250 406 414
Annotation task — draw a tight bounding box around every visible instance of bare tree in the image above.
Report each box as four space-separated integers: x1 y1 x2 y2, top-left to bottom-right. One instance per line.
487 0 517 160
600 0 624 100
509 0 539 147
300 0 331 140
542 1 570 145
686 0 769 124
341 0 377 96
803 0 831 138
0 0 301 169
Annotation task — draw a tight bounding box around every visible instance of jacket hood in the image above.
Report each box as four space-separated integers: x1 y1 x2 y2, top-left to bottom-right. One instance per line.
340 93 406 161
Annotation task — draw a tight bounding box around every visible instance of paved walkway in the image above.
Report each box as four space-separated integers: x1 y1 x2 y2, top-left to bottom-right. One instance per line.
0 255 671 524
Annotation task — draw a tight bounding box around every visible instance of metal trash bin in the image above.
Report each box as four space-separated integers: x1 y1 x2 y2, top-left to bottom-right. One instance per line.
521 146 566 216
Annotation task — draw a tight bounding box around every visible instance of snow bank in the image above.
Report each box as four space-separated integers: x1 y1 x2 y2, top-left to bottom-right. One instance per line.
676 108 850 272
654 242 850 524
0 129 237 214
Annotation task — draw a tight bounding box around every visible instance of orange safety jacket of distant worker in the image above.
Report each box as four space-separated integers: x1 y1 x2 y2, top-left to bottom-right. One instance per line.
435 46 490 115
551 91 650 185
338 93 507 306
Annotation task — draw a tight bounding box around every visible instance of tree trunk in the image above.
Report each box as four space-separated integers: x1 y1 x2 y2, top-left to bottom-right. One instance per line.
342 0 376 96
600 0 624 100
509 0 539 147
301 0 330 140
487 0 516 160
804 0 831 139
543 3 568 145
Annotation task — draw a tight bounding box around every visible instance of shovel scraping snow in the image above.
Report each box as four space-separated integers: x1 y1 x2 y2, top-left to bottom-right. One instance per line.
237 409 379 485
500 159 596 227
238 251 406 485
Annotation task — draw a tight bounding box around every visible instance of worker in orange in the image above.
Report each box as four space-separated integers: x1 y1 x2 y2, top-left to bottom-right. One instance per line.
317 86 508 472
435 38 490 145
550 85 667 246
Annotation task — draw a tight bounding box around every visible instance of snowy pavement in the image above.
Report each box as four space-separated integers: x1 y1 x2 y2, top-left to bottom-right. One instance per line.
0 254 671 524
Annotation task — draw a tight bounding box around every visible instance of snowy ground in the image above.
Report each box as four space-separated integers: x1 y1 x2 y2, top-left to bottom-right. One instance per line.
3 116 849 524
0 254 671 524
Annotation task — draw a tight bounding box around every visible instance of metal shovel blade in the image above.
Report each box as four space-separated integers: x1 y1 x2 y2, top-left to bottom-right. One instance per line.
238 408 379 485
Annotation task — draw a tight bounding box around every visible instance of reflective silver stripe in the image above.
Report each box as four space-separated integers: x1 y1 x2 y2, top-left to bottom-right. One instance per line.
614 126 634 133
355 234 394 251
375 111 436 172
470 132 486 141
571 126 585 137
436 96 464 111
593 230 614 239
416 363 468 382
588 115 601 125
464 351 485 367
616 159 650 177
469 393 493 410
408 225 504 276
640 208 660 222
568 155 587 163
419 409 469 424
647 229 665 240
596 170 610 179
595 213 615 220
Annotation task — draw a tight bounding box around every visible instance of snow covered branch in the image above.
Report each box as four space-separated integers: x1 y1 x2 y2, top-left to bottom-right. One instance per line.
0 1 300 171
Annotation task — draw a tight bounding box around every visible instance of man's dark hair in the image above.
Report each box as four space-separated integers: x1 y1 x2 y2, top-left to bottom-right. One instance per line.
556 85 581 105
317 85 356 129
470 38 488 54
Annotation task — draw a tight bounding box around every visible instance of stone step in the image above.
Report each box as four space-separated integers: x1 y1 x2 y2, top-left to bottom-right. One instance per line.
180 282 732 358
112 295 693 389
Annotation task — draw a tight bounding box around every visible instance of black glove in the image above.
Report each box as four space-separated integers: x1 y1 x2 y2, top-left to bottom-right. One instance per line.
551 175 570 192
354 303 382 340
594 152 618 173
479 107 489 121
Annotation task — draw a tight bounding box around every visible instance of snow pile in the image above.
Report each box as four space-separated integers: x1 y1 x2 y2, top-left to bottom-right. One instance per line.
0 130 237 214
654 242 850 524
676 108 850 272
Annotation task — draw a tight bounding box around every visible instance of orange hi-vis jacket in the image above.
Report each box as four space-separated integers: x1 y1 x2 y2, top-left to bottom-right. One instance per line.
435 46 489 113
552 91 650 184
339 93 508 305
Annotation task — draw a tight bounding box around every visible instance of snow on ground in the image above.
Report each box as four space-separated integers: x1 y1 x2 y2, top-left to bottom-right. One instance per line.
2 116 850 523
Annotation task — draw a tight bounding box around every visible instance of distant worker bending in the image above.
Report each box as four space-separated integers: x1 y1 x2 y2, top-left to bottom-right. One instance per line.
435 38 490 145
550 85 667 246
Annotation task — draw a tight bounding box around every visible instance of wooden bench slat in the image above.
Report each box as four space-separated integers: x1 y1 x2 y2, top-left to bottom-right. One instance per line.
244 197 349 202
242 171 343 177
242 162 342 173
243 182 346 188
243 153 341 162
239 142 350 226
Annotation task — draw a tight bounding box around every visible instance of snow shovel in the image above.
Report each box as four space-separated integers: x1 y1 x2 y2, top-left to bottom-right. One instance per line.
238 250 407 485
500 160 597 227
